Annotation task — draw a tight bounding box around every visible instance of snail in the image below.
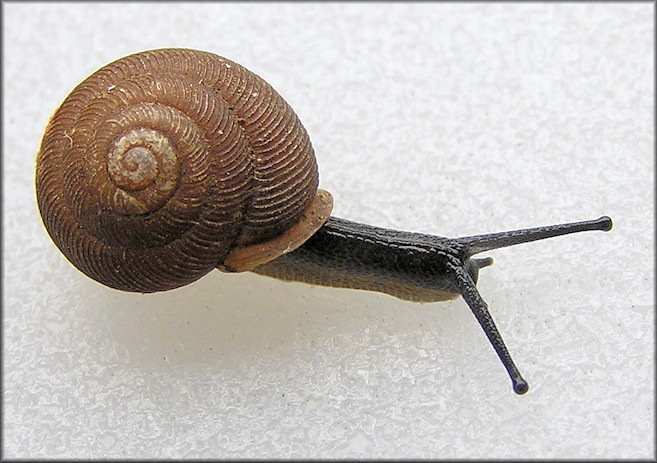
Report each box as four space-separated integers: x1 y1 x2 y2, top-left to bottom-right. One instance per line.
35 48 613 395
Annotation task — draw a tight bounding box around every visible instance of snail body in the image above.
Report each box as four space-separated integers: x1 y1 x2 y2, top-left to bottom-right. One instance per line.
36 48 612 395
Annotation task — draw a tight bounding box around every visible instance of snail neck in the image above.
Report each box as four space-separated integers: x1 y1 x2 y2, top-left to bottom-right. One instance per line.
251 216 467 303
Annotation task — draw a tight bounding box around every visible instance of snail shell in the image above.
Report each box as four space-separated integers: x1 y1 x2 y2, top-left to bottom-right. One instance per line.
35 48 333 292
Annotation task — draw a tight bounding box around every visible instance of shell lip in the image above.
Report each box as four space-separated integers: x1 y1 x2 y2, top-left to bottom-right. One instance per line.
220 189 333 272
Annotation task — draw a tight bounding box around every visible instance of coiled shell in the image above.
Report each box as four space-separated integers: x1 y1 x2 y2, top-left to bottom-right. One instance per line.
36 48 332 292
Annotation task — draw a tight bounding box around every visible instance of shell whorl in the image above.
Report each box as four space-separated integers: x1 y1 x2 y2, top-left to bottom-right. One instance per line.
36 48 327 292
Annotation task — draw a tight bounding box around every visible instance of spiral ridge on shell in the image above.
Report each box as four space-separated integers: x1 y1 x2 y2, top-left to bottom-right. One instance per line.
36 48 320 292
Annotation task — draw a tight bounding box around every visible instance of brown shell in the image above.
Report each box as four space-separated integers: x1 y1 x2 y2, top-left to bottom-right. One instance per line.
35 48 332 292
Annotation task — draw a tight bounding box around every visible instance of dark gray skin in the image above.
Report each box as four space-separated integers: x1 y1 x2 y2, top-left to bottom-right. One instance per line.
253 215 613 395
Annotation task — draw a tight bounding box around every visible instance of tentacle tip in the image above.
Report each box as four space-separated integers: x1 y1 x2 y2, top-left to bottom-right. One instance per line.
513 377 529 395
599 216 613 232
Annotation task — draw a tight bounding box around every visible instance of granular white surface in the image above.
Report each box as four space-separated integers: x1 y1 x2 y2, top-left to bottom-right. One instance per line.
3 3 653 459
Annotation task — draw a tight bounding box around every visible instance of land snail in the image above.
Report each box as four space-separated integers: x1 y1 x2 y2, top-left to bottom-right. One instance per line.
35 48 613 395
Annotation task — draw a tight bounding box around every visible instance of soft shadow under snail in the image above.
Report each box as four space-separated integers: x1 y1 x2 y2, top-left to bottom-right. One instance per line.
35 48 613 395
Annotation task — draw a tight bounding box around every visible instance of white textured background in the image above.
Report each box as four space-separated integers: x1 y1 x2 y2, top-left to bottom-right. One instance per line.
3 3 654 459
